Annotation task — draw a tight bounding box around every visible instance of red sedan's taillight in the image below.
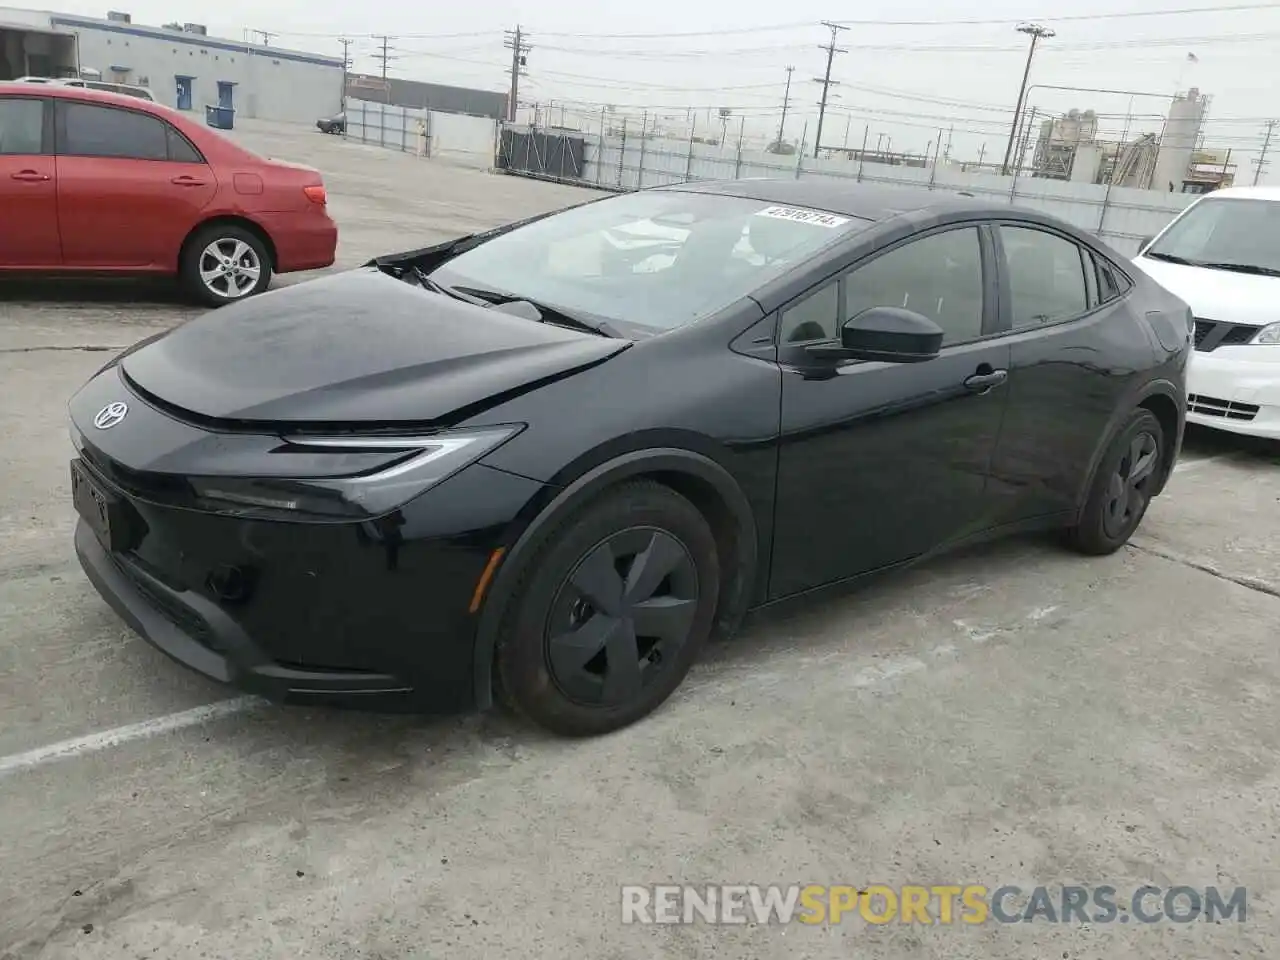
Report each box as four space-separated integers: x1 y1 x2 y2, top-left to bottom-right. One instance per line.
303 184 327 204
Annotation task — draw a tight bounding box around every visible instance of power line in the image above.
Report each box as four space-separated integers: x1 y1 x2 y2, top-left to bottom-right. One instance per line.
504 26 531 123
1001 23 1055 175
834 1 1280 26
813 20 848 158
1254 120 1277 184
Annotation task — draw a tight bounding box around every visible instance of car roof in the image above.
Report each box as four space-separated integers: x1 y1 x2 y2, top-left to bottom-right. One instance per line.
1188 185 1280 203
660 178 1017 223
0 81 163 112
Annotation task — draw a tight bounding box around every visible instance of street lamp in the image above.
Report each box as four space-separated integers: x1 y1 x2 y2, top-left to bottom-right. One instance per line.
1000 23 1055 176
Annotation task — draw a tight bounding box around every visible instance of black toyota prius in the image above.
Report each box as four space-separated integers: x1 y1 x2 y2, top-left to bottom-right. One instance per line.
68 179 1192 736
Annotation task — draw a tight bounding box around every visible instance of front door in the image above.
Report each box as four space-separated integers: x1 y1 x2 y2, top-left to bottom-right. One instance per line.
0 95 60 268
175 76 193 111
217 81 234 110
55 99 216 269
770 223 1011 599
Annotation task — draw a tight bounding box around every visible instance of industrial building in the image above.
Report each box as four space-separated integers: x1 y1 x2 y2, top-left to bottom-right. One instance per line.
1029 88 1236 192
0 7 344 124
346 72 507 120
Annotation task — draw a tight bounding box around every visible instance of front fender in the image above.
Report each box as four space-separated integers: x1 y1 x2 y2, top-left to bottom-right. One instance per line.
471 447 759 710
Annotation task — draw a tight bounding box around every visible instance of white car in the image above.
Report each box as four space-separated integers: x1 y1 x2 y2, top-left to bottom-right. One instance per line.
1132 186 1280 439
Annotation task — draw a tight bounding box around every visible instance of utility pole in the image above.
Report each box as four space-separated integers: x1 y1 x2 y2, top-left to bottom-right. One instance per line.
812 20 849 158
372 35 397 82
251 29 274 46
777 65 794 146
1253 119 1276 185
1000 23 1055 176
504 26 531 123
338 37 352 113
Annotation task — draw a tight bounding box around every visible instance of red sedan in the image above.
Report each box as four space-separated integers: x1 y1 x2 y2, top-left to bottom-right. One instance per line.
0 83 337 305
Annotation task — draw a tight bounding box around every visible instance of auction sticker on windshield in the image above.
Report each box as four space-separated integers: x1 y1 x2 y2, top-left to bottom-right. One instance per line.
755 205 852 228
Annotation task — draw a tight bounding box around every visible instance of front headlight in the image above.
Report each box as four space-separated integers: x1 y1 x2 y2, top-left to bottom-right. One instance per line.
190 424 523 520
1253 322 1280 344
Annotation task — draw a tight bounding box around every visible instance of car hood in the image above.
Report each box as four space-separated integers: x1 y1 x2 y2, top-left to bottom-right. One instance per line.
119 269 629 425
1132 255 1280 327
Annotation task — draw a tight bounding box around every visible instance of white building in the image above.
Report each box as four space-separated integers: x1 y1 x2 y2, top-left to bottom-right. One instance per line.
0 7 344 124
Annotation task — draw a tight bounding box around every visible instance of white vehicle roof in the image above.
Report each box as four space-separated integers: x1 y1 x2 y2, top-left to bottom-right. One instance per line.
1190 185 1280 203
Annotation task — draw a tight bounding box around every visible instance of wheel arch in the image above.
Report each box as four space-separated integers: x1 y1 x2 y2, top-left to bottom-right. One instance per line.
471 448 759 710
1074 378 1185 517
177 214 278 273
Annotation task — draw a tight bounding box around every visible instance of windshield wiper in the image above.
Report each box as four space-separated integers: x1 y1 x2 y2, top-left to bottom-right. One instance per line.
413 271 621 337
411 268 491 306
1141 253 1280 277
451 285 622 338
1143 251 1195 265
1191 261 1280 277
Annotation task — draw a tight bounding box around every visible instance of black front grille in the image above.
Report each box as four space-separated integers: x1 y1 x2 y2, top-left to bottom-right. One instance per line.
1187 393 1260 421
1193 319 1260 352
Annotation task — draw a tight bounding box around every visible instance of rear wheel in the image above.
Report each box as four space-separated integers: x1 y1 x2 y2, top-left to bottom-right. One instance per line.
180 223 273 307
1064 408 1164 555
495 482 720 737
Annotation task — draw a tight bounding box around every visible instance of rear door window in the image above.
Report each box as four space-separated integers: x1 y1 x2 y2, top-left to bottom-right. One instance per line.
59 101 168 160
999 225 1089 327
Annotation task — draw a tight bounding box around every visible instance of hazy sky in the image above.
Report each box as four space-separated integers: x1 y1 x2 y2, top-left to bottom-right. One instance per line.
47 0 1280 177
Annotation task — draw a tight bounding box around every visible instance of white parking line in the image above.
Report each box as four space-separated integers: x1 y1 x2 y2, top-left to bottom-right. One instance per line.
0 696 262 779
1173 453 1233 474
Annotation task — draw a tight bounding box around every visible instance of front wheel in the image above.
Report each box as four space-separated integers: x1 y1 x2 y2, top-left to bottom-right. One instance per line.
180 224 273 307
1064 408 1165 555
495 481 721 737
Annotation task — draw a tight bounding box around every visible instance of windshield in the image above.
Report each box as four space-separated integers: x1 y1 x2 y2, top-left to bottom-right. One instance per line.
429 190 865 334
1146 196 1280 273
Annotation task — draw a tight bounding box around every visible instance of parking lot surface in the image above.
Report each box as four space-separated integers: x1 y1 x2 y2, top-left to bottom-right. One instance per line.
1 119 1278 959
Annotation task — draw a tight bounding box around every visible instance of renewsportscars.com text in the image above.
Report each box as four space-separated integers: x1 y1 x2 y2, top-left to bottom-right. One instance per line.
621 884 1248 925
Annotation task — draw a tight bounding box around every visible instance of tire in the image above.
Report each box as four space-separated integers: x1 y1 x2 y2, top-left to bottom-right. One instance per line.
495 481 721 737
180 223 273 307
1064 408 1165 555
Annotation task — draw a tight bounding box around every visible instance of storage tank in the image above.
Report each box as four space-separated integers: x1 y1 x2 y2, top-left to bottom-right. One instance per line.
1151 87 1207 192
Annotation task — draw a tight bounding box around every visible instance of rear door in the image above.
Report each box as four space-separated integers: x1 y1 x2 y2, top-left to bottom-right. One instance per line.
0 95 60 268
54 99 216 269
985 222 1156 524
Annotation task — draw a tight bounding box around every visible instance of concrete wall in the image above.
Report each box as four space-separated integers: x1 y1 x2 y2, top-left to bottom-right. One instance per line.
48 15 344 124
345 98 497 170
575 133 1199 256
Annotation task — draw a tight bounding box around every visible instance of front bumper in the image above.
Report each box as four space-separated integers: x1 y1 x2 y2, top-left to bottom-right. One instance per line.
76 520 408 701
1186 348 1280 439
71 456 547 712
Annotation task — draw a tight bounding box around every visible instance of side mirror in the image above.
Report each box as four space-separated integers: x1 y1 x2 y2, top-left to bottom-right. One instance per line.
806 307 943 364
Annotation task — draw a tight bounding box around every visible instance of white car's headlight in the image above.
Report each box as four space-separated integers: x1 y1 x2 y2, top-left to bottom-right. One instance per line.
1253 322 1280 344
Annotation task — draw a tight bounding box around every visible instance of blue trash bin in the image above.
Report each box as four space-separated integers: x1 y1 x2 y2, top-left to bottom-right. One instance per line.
204 104 235 130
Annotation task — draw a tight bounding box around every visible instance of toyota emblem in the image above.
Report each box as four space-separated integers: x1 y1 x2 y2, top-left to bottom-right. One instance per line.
93 401 128 430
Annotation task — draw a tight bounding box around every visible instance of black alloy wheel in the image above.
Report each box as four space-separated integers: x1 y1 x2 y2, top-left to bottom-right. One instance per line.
496 482 720 736
1065 407 1165 555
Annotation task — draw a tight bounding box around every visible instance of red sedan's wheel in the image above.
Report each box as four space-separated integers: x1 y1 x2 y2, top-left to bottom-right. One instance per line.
181 224 273 307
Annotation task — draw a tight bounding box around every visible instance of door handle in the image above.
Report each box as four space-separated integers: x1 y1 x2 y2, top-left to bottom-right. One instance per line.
170 176 207 186
10 170 50 182
963 369 1008 393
